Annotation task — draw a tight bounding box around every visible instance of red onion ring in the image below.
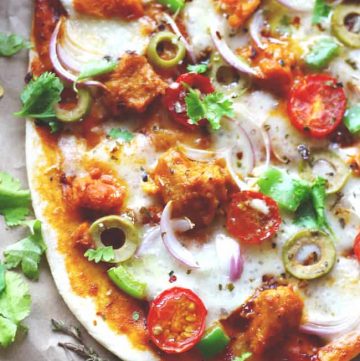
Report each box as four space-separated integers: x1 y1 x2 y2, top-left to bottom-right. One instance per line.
210 21 260 77
274 0 314 12
250 10 266 49
300 313 360 339
50 19 108 90
160 202 199 268
216 236 244 282
162 13 197 64
179 144 219 163
136 218 194 257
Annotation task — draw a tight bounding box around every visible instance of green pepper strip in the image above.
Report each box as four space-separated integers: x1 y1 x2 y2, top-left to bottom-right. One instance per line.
344 105 360 134
77 58 117 81
157 0 185 13
108 265 147 300
257 168 310 212
305 37 340 70
147 31 186 69
196 324 230 359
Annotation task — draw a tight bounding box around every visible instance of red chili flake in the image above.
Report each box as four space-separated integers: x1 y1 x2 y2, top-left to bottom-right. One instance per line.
169 275 177 283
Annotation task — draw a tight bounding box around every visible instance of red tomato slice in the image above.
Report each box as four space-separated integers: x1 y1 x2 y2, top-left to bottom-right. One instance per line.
354 233 360 261
163 73 215 129
226 191 281 244
147 287 207 354
288 74 347 138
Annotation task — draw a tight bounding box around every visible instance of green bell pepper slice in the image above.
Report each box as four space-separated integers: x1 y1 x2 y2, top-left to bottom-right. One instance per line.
197 324 230 359
77 58 117 81
157 0 185 13
257 168 310 212
108 265 146 300
344 105 360 134
305 37 340 70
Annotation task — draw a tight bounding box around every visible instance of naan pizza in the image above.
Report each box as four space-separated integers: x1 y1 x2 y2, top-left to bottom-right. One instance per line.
23 0 360 360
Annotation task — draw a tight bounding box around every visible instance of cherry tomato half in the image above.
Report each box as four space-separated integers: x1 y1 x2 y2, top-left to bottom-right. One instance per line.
288 74 347 138
147 287 207 354
226 191 281 244
163 73 215 129
354 232 360 261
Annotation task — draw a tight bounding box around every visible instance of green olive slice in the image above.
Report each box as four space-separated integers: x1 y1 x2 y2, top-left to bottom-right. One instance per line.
282 230 336 280
90 215 139 263
332 4 360 48
55 89 92 123
299 150 350 194
209 52 248 98
147 31 186 69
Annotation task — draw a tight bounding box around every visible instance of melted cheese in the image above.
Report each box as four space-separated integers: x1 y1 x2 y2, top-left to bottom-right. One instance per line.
59 0 151 68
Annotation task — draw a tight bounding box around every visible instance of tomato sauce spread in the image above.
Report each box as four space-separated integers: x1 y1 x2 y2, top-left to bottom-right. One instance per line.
33 0 65 74
73 0 144 20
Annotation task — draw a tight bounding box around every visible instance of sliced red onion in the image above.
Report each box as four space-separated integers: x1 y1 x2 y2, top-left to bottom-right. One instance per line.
216 236 244 282
210 22 260 77
162 13 197 64
137 218 194 257
179 144 219 163
50 19 107 90
57 44 82 72
160 202 199 268
300 313 360 339
250 10 266 49
264 114 328 164
275 0 314 11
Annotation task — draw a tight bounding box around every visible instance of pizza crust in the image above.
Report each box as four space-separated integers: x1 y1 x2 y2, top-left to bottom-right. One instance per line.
26 121 159 361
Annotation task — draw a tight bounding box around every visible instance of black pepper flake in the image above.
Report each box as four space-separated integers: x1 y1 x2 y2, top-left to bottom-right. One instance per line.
297 144 311 161
339 218 346 229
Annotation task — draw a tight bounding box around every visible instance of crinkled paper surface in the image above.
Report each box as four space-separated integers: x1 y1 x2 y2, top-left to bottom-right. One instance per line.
0 1 118 360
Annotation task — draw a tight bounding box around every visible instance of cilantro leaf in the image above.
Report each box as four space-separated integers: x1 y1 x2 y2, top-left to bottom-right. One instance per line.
0 271 31 348
258 168 310 212
108 128 134 143
185 87 234 130
4 220 46 280
312 0 331 25
311 177 327 228
203 92 234 130
187 63 208 74
295 177 331 232
15 72 64 119
48 119 62 134
0 33 30 57
77 58 117 82
0 172 31 226
294 199 319 229
84 247 115 264
185 88 206 125
234 352 252 361
0 263 5 294
0 315 17 348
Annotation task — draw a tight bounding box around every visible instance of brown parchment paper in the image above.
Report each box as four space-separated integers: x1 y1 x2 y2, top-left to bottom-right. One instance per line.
0 1 118 360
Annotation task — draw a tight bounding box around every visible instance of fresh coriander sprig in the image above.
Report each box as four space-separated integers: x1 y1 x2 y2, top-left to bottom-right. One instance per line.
0 33 31 57
184 87 234 130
